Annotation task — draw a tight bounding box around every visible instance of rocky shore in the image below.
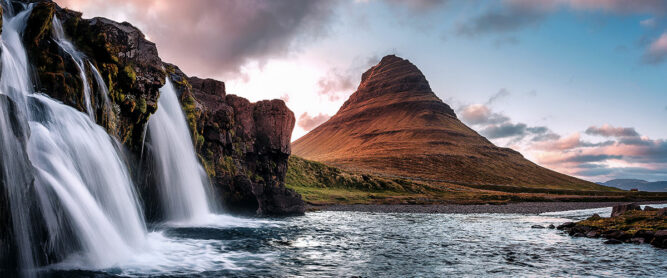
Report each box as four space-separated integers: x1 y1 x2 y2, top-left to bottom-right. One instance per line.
314 201 667 214
558 203 667 248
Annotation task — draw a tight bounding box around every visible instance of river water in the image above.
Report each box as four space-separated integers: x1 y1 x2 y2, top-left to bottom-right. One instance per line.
42 204 666 277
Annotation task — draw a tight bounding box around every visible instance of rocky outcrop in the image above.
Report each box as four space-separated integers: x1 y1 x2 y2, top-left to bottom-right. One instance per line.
559 204 667 248
611 203 641 217
22 0 165 151
293 55 611 191
165 64 304 215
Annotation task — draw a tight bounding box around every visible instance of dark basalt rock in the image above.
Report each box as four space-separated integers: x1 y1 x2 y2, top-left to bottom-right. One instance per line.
610 203 641 217
561 206 666 249
163 63 304 216
557 222 575 230
604 239 623 244
22 0 165 151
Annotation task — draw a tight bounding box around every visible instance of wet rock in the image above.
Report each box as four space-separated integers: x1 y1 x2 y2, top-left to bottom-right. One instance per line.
531 225 545 229
657 208 667 217
548 224 555 229
630 237 645 244
643 206 657 211
557 222 575 230
610 203 641 217
586 231 600 238
573 233 586 237
634 230 655 242
651 230 667 248
604 239 623 244
587 213 601 220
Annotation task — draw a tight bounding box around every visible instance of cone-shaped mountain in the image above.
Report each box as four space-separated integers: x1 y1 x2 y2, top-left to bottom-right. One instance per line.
293 55 606 190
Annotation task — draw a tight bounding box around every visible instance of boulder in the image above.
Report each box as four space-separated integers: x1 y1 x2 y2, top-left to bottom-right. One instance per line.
651 230 667 248
548 224 555 229
557 222 576 230
610 203 641 217
586 231 600 238
531 225 545 229
587 213 602 221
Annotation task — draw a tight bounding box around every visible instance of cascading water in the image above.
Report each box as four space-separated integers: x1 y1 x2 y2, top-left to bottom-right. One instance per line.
147 79 213 222
51 16 95 119
0 0 147 271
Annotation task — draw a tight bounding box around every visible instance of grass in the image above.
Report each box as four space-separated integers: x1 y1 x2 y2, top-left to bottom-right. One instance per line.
286 156 667 206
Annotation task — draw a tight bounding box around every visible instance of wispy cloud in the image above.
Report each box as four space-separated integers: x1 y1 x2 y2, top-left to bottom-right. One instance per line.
643 32 667 64
297 112 331 131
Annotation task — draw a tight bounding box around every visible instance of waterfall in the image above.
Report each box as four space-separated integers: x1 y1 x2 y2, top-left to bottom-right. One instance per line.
51 16 95 119
147 79 213 222
0 1 148 271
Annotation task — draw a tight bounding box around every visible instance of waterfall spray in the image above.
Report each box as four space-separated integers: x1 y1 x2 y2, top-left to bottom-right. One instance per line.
147 79 213 222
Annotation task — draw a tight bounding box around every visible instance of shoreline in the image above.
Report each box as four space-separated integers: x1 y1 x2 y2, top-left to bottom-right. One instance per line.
311 201 667 214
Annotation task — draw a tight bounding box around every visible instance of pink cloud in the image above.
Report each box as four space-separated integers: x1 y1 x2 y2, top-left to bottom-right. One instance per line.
585 124 639 137
644 32 667 64
297 112 330 131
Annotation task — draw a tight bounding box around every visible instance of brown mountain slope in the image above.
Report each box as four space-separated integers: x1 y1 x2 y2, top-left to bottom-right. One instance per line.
293 55 613 191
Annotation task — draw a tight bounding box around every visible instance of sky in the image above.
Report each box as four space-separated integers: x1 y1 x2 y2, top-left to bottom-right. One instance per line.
54 0 667 183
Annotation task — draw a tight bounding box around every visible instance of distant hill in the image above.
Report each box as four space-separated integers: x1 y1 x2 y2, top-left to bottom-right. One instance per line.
601 179 667 192
292 55 615 192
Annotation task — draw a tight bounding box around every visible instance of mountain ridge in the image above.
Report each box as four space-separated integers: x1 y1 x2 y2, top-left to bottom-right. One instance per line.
293 55 614 191
602 179 667 192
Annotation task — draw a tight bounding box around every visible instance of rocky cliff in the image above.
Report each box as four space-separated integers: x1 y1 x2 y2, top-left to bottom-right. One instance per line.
293 55 611 191
2 0 303 217
165 64 304 215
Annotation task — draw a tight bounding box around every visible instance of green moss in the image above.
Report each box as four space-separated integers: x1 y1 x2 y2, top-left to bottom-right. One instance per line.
122 65 137 86
138 96 147 114
576 210 667 233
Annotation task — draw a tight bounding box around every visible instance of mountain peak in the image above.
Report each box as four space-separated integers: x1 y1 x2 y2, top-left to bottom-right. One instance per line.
293 56 605 191
340 54 446 115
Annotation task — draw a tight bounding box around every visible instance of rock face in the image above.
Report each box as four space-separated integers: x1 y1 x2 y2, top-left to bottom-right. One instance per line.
165 64 304 215
560 205 667 248
23 0 165 151
293 55 609 191
611 203 641 217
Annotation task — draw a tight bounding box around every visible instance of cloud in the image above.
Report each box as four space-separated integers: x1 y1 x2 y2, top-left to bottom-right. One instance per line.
480 123 528 139
279 94 290 103
643 32 667 64
486 88 511 105
640 18 657 28
297 112 331 131
317 70 357 102
316 55 378 101
56 0 338 78
459 104 509 125
585 124 639 137
532 129 667 181
456 4 547 37
563 154 623 163
383 0 448 12
508 0 667 15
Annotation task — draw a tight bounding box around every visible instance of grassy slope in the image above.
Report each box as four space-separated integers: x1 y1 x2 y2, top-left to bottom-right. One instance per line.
286 156 667 206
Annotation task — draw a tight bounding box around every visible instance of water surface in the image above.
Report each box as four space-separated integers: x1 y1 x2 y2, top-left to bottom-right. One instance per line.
47 205 667 277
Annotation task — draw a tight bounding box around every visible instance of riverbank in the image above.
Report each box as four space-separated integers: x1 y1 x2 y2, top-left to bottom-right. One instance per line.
312 201 667 214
